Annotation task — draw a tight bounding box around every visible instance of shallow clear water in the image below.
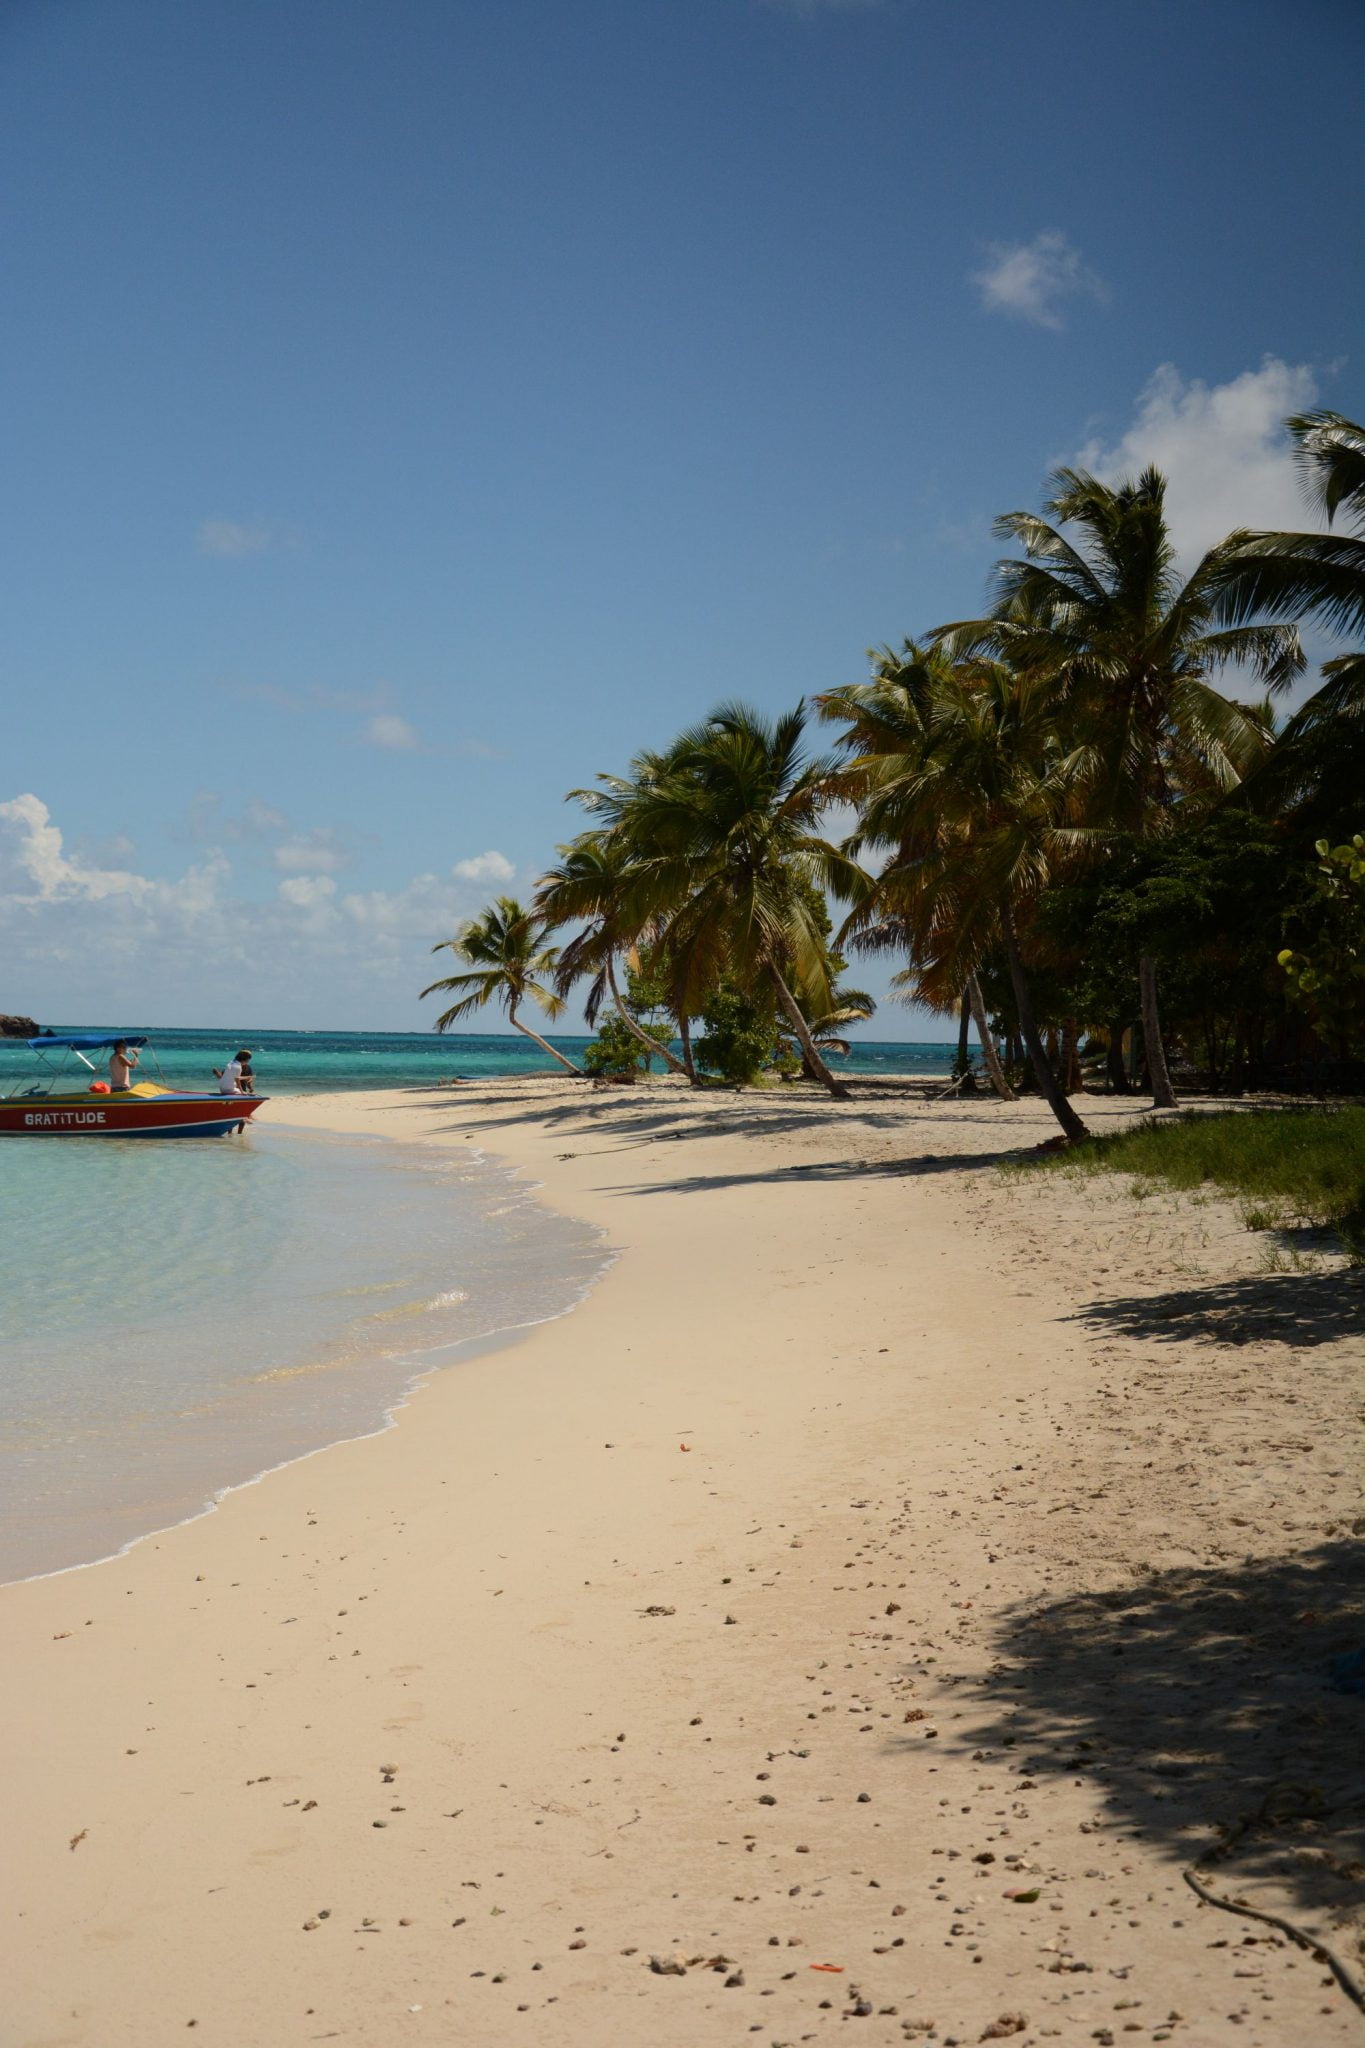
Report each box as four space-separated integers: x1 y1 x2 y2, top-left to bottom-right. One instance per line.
0 1027 954 1099
0 1125 606 1583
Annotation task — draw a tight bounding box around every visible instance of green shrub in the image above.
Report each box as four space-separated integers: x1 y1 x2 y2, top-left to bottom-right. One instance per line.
695 982 782 1085
582 1014 665 1076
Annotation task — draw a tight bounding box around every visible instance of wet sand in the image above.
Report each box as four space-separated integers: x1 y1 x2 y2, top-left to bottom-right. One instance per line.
2 1075 1360 2046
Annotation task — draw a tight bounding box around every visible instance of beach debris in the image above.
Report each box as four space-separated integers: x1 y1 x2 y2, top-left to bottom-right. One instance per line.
69 1829 87 1852
679 1442 691 1451
648 1954 688 1975
724 1614 738 1625
980 2018 1028 2041
724 1969 745 1987
1004 1888 1040 1903
640 1605 676 1618
810 1963 844 1973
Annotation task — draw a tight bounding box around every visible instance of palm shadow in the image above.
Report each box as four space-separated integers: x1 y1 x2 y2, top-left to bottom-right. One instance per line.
1069 1271 1364 1350
954 1541 1365 1923
606 1149 1010 1194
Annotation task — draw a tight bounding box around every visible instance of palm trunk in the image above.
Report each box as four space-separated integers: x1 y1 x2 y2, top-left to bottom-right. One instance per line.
1061 1016 1081 1095
1139 952 1178 1108
677 1011 700 1085
766 961 850 1100
956 989 972 1075
1001 907 1088 1143
607 959 689 1077
1106 1019 1130 1094
508 1002 584 1077
967 972 1015 1100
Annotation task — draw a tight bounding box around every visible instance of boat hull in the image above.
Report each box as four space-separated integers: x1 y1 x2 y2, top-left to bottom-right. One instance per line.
0 1093 266 1138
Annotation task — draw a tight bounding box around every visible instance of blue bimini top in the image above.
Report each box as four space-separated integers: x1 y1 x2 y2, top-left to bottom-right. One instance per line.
26 1033 150 1052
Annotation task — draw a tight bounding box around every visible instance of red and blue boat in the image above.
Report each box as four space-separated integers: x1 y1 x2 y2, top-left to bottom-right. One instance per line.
0 1034 266 1138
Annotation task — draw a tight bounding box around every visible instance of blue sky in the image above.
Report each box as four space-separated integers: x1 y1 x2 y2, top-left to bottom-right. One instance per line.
2 0 1361 1033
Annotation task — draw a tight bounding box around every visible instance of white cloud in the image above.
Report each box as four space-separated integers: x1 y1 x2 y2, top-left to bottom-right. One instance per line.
0 794 229 924
451 850 515 884
1074 356 1320 564
0 794 154 904
278 874 339 915
0 793 523 1027
181 792 290 846
197 519 271 558
363 713 420 751
273 828 351 876
973 230 1107 331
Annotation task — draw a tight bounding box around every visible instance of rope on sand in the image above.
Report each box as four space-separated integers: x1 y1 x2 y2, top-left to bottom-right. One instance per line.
1182 1867 1365 2012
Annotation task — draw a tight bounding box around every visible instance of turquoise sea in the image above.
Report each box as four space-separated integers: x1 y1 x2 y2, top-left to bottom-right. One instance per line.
0 1026 948 1585
0 1025 954 1098
0 1116 605 1585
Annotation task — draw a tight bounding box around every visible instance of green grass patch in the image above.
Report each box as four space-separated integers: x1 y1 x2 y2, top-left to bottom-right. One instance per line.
1013 1106 1365 1259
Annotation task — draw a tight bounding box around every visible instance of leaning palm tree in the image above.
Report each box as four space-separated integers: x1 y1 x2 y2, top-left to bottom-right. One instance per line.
596 703 859 1100
803 981 877 1055
935 468 1303 1106
834 656 1090 1142
534 834 691 1078
421 896 584 1076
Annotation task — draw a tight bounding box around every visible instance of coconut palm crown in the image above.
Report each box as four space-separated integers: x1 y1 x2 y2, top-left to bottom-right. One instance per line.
930 467 1300 1105
421 895 584 1076
1209 411 1365 829
580 702 861 1098
825 651 1088 1139
534 834 690 1076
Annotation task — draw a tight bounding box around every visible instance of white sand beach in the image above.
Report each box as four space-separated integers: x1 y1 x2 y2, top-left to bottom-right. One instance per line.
2 1076 1360 2047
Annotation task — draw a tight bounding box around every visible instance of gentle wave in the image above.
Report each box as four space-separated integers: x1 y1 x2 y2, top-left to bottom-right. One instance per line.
0 1124 607 1583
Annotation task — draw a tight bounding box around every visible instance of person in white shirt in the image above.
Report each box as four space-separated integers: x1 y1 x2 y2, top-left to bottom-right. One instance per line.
215 1049 254 1096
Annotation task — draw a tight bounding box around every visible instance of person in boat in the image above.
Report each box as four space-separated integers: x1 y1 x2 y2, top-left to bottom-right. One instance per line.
109 1040 140 1091
214 1048 254 1096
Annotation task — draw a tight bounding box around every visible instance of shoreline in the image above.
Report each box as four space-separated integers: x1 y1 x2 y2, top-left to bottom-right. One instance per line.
0 1117 609 1592
2 1076 1360 2046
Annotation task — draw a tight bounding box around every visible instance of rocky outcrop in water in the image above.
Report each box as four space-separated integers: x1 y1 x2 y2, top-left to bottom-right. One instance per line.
0 1014 39 1037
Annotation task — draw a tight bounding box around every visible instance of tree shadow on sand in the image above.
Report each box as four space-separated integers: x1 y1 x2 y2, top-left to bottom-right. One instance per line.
1068 1271 1364 1350
608 1150 1009 1194
960 1541 1365 1929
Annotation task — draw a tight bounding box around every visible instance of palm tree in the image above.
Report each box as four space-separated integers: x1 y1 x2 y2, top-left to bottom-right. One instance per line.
1209 411 1365 832
828 652 1090 1142
534 834 691 1078
592 703 859 1100
818 644 1016 1103
935 467 1302 1106
964 972 1016 1100
421 896 585 1076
